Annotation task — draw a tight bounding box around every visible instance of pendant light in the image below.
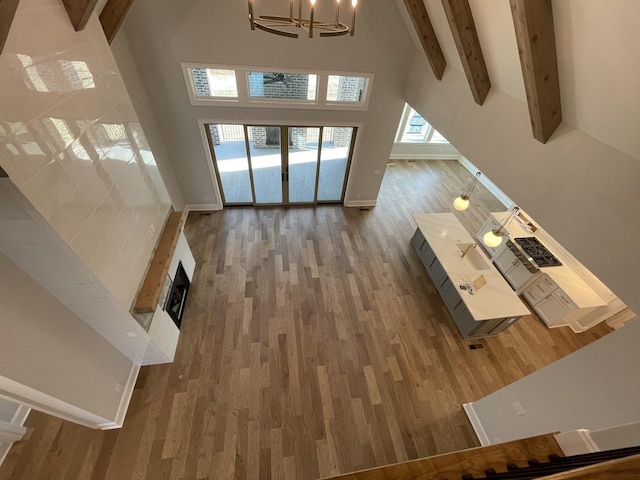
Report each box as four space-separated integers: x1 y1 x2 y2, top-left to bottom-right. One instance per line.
453 171 481 211
482 206 520 248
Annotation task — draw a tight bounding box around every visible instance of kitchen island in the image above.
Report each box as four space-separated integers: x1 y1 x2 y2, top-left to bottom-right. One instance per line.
411 213 530 339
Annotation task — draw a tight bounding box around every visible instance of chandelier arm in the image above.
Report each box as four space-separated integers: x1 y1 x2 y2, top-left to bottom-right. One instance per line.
254 22 299 38
249 0 356 38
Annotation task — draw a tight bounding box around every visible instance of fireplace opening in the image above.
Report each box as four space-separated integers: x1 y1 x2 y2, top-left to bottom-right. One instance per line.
166 261 190 329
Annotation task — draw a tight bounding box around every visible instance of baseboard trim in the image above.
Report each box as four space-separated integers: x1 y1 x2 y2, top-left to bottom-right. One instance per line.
0 404 31 467
389 154 460 160
554 429 599 456
344 200 377 208
463 402 492 446
185 203 222 212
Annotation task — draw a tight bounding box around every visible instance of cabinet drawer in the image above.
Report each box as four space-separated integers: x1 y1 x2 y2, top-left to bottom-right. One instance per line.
523 274 558 305
410 229 426 251
429 260 448 290
535 292 573 326
537 274 557 294
411 229 437 270
441 278 462 311
452 301 478 337
553 289 577 311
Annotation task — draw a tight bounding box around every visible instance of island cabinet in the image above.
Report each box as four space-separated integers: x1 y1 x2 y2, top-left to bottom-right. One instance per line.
411 213 530 339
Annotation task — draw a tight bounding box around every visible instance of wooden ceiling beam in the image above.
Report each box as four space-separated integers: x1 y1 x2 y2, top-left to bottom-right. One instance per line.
403 0 446 80
510 0 562 143
0 0 20 54
99 0 135 44
441 0 490 105
60 0 100 31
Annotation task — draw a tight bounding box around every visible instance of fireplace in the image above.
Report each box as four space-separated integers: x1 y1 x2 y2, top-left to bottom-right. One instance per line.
165 261 190 329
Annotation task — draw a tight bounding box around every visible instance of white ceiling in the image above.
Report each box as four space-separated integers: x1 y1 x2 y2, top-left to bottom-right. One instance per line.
398 0 640 161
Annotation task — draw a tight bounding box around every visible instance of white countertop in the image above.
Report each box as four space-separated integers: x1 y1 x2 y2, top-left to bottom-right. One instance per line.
494 213 608 308
413 213 530 321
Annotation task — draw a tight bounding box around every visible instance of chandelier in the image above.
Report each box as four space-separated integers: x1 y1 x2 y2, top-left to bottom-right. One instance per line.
248 0 358 38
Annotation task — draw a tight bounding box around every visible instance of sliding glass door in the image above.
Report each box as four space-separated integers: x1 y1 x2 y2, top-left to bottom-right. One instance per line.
288 127 320 203
247 126 283 204
207 124 355 206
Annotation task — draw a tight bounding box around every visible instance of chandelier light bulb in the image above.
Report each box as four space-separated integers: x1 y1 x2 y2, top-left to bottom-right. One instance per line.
352 0 357 7
453 195 469 211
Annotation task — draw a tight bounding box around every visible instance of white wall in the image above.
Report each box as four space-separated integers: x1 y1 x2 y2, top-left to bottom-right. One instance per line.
403 55 640 317
120 0 416 206
0 251 136 424
0 0 172 311
0 178 150 362
467 319 640 443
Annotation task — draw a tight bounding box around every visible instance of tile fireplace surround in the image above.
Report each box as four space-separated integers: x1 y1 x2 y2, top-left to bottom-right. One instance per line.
0 0 173 362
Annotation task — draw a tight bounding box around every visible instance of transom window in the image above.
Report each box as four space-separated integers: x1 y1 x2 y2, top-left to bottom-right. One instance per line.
183 63 373 110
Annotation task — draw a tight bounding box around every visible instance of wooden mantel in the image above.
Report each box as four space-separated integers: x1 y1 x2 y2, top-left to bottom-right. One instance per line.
133 211 188 314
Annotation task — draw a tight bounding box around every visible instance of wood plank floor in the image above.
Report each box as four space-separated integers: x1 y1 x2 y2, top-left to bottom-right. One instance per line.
0 160 611 480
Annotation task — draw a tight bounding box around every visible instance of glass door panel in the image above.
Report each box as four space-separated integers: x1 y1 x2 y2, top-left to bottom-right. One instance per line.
288 127 320 203
208 124 253 204
247 126 283 204
317 127 353 201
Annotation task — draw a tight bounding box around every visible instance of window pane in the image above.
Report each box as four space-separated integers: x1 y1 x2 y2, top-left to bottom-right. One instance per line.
288 127 320 203
317 127 352 201
428 129 449 144
400 108 430 142
326 75 367 103
248 126 283 204
247 72 317 101
190 68 237 98
209 124 253 203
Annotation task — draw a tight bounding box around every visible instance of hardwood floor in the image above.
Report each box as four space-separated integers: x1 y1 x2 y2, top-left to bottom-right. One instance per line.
0 160 611 480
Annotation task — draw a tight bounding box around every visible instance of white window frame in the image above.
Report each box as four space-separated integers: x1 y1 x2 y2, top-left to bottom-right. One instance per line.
182 63 374 111
394 103 453 145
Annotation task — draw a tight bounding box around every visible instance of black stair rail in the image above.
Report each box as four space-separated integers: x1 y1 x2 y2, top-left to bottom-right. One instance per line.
458 445 640 479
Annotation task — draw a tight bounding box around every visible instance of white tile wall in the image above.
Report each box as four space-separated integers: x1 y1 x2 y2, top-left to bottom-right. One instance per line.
0 0 174 362
0 179 149 362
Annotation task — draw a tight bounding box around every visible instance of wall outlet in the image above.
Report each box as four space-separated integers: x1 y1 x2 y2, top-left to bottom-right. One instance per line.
148 224 156 238
114 382 123 392
512 401 526 415
126 332 136 338
373 170 381 176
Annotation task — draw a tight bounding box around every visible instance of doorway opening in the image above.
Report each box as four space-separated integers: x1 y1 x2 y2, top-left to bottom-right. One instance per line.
205 124 356 206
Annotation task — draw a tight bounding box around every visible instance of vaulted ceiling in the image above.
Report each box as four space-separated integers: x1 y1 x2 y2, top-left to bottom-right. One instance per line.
2 0 637 157
403 0 560 143
18 0 562 142
395 0 640 161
